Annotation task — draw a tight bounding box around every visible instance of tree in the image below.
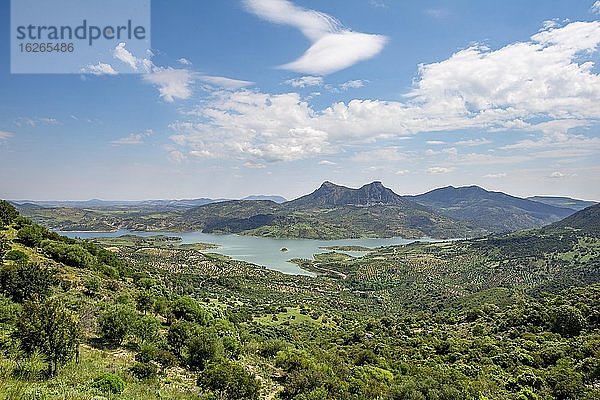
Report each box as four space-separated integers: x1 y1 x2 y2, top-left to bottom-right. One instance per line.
13 297 81 376
0 261 55 303
100 304 138 345
197 360 260 400
133 315 160 345
170 296 212 324
0 200 18 228
186 330 223 370
136 291 155 314
552 304 586 336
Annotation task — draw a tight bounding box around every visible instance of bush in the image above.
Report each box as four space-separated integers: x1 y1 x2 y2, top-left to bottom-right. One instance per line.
171 296 212 324
197 360 260 400
17 225 48 247
41 240 95 269
4 249 28 262
0 200 19 227
187 330 224 371
100 304 138 344
0 262 55 303
130 362 158 380
92 372 125 394
133 315 161 345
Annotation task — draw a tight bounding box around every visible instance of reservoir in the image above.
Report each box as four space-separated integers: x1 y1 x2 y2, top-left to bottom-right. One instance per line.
58 230 442 275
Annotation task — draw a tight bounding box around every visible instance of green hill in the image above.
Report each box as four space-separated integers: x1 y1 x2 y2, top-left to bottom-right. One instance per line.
406 185 575 232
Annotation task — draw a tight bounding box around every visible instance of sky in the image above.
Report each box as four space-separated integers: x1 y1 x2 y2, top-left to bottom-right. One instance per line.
1 0 600 201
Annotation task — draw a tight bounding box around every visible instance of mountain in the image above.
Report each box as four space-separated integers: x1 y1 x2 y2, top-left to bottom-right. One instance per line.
549 203 600 237
179 181 485 239
406 185 575 232
527 196 597 211
242 195 287 203
286 181 409 208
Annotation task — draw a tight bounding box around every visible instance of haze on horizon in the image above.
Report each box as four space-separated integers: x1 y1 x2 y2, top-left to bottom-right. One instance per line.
1 1 599 201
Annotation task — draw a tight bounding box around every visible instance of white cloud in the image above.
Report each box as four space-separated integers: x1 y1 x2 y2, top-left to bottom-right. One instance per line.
549 171 576 178
200 75 254 90
426 140 445 145
143 68 195 102
427 166 453 174
178 58 192 65
455 138 492 146
244 0 388 75
339 79 368 90
318 160 336 165
285 76 323 88
483 173 507 178
113 42 153 72
82 62 118 75
111 129 153 145
395 169 410 175
167 21 600 163
244 161 266 169
591 1 600 14
0 130 14 140
40 118 60 126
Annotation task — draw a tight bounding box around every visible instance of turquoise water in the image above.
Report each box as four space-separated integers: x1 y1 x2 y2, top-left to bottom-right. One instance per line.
58 230 440 276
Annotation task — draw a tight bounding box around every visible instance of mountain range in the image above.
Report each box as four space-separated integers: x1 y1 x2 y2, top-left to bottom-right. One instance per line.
14 181 596 239
405 185 576 232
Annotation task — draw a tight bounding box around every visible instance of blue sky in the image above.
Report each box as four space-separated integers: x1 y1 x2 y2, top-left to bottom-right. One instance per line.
1 0 600 201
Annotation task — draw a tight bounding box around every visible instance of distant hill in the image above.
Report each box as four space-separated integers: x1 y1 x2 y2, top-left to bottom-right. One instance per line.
527 196 597 211
242 195 287 203
406 185 575 232
549 203 600 237
12 198 226 211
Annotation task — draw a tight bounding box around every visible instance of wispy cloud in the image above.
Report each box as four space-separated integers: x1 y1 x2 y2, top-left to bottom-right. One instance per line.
111 129 153 145
200 75 254 90
178 57 192 66
455 138 492 146
0 130 14 140
483 173 507 178
339 79 368 90
591 1 600 14
318 160 336 166
427 166 453 174
243 0 388 75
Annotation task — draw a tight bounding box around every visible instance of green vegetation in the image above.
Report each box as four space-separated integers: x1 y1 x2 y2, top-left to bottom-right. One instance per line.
1 201 599 399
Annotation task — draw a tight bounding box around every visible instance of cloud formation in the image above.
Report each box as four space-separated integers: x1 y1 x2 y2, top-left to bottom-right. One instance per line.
0 130 14 140
143 68 196 102
199 75 254 90
244 0 388 75
169 21 600 163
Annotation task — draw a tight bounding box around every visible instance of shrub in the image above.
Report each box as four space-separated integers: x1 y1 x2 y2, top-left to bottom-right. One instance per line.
41 240 95 269
4 249 28 262
92 372 125 394
130 362 158 380
17 225 48 247
100 304 138 345
197 360 260 400
171 296 212 324
0 262 55 303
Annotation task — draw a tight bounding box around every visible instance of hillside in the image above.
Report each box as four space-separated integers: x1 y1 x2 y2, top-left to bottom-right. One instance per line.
406 185 575 232
180 182 485 239
528 196 597 211
2 199 600 399
548 203 600 237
